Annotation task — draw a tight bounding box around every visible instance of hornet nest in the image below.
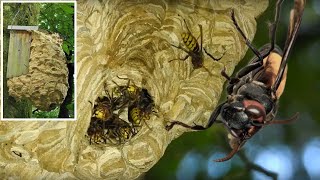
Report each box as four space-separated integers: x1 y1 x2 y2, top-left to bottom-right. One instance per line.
7 30 69 111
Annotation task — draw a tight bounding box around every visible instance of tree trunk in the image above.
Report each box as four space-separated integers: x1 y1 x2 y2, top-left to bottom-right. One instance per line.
2 3 40 118
58 63 74 118
0 0 268 179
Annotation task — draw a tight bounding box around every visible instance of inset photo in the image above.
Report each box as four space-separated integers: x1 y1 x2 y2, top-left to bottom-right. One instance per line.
1 1 76 120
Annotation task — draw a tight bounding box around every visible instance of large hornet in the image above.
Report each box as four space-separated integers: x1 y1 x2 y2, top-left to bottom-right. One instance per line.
166 0 305 162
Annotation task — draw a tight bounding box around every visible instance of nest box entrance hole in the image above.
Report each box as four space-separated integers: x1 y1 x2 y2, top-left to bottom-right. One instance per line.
6 25 38 78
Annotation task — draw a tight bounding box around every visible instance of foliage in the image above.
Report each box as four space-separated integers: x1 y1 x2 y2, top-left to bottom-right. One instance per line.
3 3 40 28
37 3 75 118
38 3 75 63
32 107 60 118
66 102 75 118
66 91 75 118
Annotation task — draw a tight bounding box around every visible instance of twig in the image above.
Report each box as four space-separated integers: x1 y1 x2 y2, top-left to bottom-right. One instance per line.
10 3 21 26
238 151 278 180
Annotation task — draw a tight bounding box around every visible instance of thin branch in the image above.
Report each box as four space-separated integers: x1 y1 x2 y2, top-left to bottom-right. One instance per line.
238 151 278 180
10 3 21 25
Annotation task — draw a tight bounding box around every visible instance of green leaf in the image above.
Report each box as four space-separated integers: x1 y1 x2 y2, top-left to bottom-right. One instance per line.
62 43 70 55
60 4 74 14
70 55 74 63
66 103 74 111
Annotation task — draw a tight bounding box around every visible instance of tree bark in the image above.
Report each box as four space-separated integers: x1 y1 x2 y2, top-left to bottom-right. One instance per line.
0 0 268 179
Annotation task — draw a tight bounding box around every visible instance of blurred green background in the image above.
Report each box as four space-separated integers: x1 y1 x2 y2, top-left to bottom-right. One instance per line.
145 1 320 180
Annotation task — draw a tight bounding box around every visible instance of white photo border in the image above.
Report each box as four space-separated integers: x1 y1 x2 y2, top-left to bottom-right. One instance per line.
1 0 77 121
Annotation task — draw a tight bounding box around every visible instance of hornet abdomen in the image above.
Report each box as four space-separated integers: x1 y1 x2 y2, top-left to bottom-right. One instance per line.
182 33 199 53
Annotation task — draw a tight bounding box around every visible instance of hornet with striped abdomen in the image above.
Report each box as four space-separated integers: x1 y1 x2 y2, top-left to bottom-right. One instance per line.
128 88 156 134
169 15 225 71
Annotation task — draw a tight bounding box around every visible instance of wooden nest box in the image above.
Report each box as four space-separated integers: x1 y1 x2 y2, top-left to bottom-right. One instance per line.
6 26 69 111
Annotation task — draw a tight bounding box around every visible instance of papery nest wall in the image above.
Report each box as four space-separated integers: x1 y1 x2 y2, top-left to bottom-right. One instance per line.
7 30 69 111
0 0 268 179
